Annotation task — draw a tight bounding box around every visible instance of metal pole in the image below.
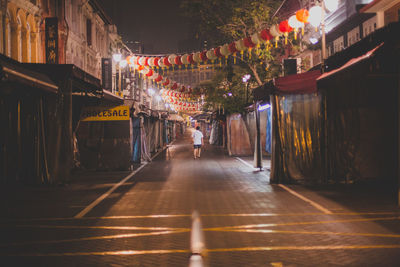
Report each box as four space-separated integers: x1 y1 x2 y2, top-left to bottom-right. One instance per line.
118 63 122 97
254 101 262 170
321 0 327 73
246 82 249 104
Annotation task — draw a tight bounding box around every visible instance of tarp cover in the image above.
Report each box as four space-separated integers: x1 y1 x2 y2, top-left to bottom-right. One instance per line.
168 113 184 122
274 70 321 95
317 43 384 82
270 94 324 183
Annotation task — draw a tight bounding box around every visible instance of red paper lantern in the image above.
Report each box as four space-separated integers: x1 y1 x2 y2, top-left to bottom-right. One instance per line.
136 57 142 66
175 56 183 65
155 74 163 82
138 65 144 71
163 78 170 86
163 57 171 66
200 51 208 61
296 9 309 23
145 69 153 77
144 57 150 66
188 54 195 64
154 57 160 67
228 42 237 53
260 29 273 41
243 37 255 48
279 20 293 33
214 46 223 58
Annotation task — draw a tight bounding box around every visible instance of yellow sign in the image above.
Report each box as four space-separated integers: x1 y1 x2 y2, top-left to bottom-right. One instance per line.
81 105 130 121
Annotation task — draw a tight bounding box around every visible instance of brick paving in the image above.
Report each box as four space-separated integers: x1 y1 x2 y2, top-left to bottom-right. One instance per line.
1 129 400 266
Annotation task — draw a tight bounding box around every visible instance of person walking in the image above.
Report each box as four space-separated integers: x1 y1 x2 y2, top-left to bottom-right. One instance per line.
192 126 204 159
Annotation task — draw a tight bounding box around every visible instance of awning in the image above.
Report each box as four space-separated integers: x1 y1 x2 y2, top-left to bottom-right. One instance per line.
253 80 274 101
103 89 124 104
317 43 384 82
22 64 102 98
191 113 210 121
168 113 184 122
0 54 58 94
274 70 321 94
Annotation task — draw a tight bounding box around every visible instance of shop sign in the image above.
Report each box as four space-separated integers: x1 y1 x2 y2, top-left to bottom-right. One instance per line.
81 105 130 121
45 17 58 64
102 58 112 91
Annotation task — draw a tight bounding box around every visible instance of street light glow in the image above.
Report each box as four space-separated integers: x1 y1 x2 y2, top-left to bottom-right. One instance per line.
148 88 155 96
310 37 319 44
120 59 128 68
325 0 339 12
309 6 322 27
113 53 122 62
242 74 251 83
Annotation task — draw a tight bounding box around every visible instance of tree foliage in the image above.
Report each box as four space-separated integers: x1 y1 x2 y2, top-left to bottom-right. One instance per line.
181 0 286 113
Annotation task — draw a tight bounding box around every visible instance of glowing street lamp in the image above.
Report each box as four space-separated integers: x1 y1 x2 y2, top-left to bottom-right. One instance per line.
113 53 122 62
308 0 339 71
113 53 125 97
242 74 251 103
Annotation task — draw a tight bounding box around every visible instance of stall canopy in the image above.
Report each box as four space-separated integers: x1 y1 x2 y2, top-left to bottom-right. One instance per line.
103 89 124 104
253 81 274 101
168 113 184 122
253 70 321 101
274 70 321 95
317 42 384 82
0 54 58 93
23 64 102 98
191 113 210 122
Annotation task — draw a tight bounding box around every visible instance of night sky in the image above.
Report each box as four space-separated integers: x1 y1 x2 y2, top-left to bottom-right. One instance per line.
98 0 195 54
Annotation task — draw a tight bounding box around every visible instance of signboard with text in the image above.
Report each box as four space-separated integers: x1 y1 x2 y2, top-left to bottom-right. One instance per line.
102 58 112 91
45 17 58 64
81 106 130 121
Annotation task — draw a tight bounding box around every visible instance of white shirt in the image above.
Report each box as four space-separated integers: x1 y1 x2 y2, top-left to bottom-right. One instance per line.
192 130 203 145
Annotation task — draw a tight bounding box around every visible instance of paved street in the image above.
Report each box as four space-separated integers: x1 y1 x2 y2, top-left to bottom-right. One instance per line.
1 129 400 266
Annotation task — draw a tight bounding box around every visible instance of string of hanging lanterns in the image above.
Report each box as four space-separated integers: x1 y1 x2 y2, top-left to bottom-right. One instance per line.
120 1 337 113
125 2 330 70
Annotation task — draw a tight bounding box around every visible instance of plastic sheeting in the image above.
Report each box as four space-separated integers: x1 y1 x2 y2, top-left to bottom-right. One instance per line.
318 46 398 184
141 119 152 162
227 114 252 156
209 120 219 145
265 107 272 154
131 117 141 163
270 94 324 183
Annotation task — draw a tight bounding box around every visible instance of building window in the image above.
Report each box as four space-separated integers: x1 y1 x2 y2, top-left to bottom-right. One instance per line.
333 36 344 54
363 16 377 37
86 19 92 46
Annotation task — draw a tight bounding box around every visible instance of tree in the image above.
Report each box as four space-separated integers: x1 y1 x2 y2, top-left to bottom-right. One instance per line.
181 0 290 114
